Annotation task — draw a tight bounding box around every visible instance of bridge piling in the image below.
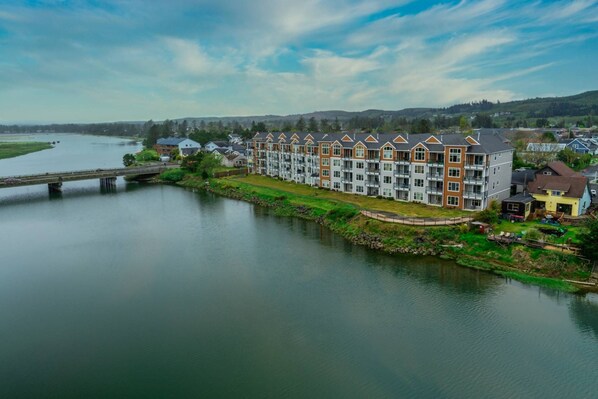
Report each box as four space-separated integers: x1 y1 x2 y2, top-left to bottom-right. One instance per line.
100 177 117 191
48 182 62 193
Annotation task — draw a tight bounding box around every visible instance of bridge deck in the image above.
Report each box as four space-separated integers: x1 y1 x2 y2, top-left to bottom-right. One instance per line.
0 163 178 188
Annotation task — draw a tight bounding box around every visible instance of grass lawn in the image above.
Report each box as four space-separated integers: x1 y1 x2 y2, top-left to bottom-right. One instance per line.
493 219 584 244
224 174 470 218
0 142 53 160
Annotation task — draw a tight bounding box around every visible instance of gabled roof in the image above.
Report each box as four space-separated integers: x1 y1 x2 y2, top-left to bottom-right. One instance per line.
156 137 186 146
504 193 535 203
527 174 588 199
544 161 579 177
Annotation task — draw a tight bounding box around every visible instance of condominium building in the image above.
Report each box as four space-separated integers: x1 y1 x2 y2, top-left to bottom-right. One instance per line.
248 132 513 211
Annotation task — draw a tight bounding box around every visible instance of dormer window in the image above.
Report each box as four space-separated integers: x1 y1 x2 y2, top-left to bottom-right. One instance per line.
543 171 552 175
551 190 560 196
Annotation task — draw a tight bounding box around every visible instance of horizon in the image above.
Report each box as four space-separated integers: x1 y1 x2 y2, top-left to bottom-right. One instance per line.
1 1 597 124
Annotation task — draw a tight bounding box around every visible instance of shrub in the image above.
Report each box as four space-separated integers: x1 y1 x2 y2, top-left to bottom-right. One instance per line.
136 149 159 162
474 208 499 224
160 168 187 182
524 228 542 241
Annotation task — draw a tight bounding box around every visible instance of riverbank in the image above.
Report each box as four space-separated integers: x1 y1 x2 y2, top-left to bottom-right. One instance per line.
0 142 53 160
176 174 592 293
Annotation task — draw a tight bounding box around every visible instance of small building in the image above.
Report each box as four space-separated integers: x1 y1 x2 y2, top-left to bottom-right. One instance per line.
536 161 579 177
154 137 201 157
222 154 247 168
527 174 591 216
501 193 535 220
204 141 231 152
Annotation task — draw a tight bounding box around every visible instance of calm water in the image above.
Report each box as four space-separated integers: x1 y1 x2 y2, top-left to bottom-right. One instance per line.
0 134 597 398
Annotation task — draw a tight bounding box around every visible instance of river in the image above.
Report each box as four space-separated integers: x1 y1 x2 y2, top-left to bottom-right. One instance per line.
0 134 597 398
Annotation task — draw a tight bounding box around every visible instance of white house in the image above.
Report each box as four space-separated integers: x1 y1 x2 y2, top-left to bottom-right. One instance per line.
204 141 231 152
155 137 201 157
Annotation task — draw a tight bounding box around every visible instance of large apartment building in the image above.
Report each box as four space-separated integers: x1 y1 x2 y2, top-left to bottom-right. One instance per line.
248 132 513 211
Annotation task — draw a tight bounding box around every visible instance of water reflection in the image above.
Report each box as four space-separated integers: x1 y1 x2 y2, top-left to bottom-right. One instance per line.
569 296 598 339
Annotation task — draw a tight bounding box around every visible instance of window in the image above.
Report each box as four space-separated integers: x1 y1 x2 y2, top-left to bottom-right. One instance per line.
551 190 560 196
322 180 330 188
332 144 341 156
333 182 340 189
383 163 393 171
356 161 364 169
356 174 364 181
332 159 340 166
414 148 425 161
383 188 392 197
321 158 329 166
356 186 364 193
448 182 460 192
414 179 424 187
322 144 330 155
543 171 552 175
383 176 392 184
448 168 460 177
414 165 424 174
383 146 393 159
333 171 340 178
447 196 459 206
449 148 461 163
355 146 364 157
322 169 329 177
507 203 519 211
413 192 423 201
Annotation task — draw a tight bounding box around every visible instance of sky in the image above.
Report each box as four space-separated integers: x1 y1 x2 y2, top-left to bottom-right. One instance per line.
0 0 597 123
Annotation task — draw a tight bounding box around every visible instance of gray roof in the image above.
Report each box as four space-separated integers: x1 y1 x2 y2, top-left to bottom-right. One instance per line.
252 131 513 154
512 169 536 185
156 137 185 146
504 193 535 203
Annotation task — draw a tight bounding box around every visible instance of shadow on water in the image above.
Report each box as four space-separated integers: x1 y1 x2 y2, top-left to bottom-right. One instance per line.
569 295 598 339
251 204 502 297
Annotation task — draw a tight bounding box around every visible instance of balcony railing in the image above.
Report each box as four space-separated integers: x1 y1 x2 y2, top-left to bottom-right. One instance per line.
464 163 485 170
463 177 485 184
426 187 443 195
426 174 444 181
463 191 483 199
365 169 380 175
365 181 380 188
394 171 410 178
427 161 444 167
394 184 410 191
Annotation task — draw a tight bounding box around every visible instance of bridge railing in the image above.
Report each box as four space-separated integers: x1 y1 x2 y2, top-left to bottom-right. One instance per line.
0 163 176 180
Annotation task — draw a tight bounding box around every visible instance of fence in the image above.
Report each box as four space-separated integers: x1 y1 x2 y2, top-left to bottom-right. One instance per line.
213 168 249 178
361 210 473 226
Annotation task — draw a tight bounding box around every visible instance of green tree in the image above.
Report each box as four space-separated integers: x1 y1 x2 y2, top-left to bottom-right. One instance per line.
295 116 306 132
181 152 205 172
307 117 318 132
332 117 341 131
472 113 493 128
578 219 598 261
459 116 470 132
123 153 136 167
198 153 221 178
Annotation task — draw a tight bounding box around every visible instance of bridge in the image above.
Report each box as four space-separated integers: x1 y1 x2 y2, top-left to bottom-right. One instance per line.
0 163 178 192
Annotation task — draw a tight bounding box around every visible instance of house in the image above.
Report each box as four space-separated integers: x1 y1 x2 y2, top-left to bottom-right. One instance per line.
229 144 247 156
525 143 566 153
154 137 201 157
559 138 591 154
204 141 231 152
526 174 591 216
536 161 579 177
221 154 247 168
501 193 535 220
249 131 514 211
511 169 536 194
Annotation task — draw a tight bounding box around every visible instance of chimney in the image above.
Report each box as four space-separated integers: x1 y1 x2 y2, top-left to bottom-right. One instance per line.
477 131 481 141
440 134 443 142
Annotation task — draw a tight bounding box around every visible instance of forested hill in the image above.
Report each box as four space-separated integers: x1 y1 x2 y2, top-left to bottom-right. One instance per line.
1 90 596 136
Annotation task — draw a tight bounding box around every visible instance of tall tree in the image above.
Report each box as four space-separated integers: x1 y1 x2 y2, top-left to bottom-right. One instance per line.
296 116 306 132
307 117 318 132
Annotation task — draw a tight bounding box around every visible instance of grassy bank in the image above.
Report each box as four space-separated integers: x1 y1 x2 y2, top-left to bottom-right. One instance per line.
0 142 53 160
174 173 589 293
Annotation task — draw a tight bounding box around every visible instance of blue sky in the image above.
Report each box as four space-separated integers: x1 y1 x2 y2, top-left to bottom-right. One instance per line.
0 0 597 123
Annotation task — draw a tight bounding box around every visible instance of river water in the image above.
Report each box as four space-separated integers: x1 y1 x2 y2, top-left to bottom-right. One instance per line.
0 134 597 398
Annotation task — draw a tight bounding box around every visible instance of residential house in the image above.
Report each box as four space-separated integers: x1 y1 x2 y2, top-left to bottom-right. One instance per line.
228 134 243 145
222 154 247 168
536 161 579 177
559 138 593 154
526 174 591 216
154 137 201 157
525 143 566 153
204 141 231 152
248 132 514 211
501 193 535 220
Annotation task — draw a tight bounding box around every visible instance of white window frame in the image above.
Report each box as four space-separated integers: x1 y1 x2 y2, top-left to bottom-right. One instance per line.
449 148 461 163
448 182 460 192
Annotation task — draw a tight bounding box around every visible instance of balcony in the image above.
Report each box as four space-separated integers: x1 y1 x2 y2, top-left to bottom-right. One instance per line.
464 163 485 170
365 159 379 164
463 177 485 184
427 160 444 167
426 187 443 195
394 184 410 191
463 191 483 199
426 174 444 181
395 159 410 165
365 181 380 188
394 171 410 178
365 168 380 175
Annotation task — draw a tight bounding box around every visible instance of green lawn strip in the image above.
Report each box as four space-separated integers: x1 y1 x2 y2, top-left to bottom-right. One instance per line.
0 142 53 160
227 175 468 218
